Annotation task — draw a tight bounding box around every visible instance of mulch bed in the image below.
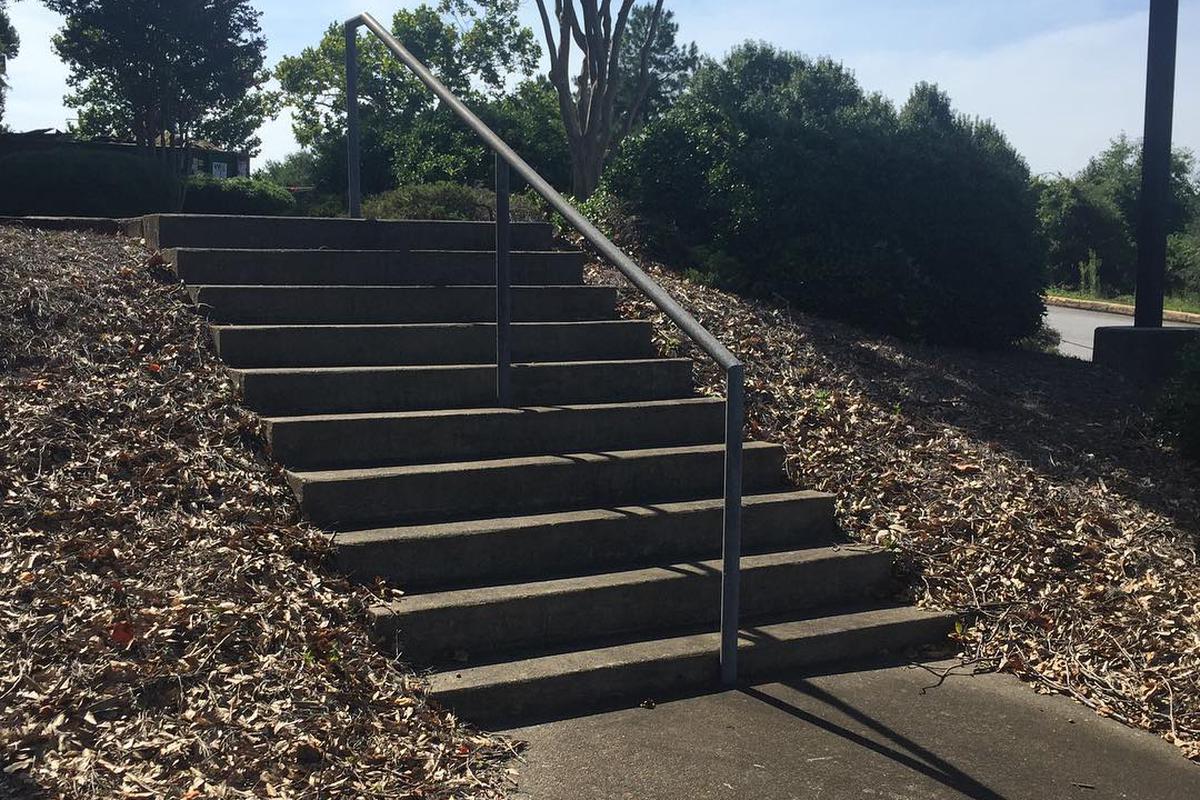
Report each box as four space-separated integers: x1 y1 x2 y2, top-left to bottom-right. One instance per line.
0 226 518 799
585 256 1200 763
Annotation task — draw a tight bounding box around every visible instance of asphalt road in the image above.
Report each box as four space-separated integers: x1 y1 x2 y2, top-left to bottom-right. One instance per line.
1044 305 1199 360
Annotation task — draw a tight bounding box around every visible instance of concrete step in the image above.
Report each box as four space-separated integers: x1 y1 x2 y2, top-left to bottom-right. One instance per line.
233 358 695 416
428 605 956 726
337 491 835 589
188 285 618 325
212 321 655 368
265 397 725 470
170 248 586 286
136 214 555 251
287 441 787 529
373 548 895 665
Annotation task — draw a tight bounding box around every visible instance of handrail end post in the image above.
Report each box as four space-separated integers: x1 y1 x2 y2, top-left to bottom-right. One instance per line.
720 362 745 686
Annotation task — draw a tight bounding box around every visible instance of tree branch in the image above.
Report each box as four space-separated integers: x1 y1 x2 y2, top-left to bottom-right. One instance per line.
621 0 665 138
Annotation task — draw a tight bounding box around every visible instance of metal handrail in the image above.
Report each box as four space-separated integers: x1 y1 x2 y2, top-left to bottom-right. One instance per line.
344 12 745 685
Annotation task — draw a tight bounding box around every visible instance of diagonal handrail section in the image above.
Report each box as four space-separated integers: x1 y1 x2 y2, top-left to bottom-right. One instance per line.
344 11 745 685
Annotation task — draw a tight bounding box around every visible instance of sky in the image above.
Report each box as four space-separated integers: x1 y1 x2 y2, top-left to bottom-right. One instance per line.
4 0 1198 176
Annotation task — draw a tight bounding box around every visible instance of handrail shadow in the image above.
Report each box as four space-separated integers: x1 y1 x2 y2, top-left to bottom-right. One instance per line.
742 679 1008 800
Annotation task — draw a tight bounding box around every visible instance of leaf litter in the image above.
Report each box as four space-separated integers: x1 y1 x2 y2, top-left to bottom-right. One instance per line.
0 226 520 799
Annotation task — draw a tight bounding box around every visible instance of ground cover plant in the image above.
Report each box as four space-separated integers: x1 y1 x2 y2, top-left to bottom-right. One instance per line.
0 226 518 798
579 244 1200 762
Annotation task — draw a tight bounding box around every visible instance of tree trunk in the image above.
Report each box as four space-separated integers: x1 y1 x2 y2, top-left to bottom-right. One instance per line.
569 139 604 199
536 0 664 200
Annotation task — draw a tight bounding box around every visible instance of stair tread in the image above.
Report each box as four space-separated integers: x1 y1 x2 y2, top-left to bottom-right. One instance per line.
372 546 884 613
265 396 723 425
173 247 578 255
190 283 606 290
429 604 955 689
336 490 825 544
289 440 780 483
233 357 692 377
212 320 647 332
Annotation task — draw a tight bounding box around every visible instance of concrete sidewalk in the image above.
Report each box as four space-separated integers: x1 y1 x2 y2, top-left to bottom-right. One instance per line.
505 660 1199 800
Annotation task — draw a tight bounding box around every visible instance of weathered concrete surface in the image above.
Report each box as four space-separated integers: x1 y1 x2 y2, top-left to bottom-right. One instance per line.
506 660 1200 800
1094 325 1200 387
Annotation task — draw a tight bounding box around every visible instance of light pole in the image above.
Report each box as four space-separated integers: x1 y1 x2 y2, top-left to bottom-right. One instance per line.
1133 0 1179 328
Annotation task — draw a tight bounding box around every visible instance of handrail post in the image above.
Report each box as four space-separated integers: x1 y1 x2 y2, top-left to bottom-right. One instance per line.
495 154 512 406
345 20 363 219
720 364 745 685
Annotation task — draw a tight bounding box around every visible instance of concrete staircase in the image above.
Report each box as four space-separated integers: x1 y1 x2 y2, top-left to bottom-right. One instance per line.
144 213 954 725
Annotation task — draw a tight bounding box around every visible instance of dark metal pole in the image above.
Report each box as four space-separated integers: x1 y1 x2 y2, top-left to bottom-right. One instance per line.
345 21 363 219
719 365 745 685
495 155 512 406
1134 0 1179 328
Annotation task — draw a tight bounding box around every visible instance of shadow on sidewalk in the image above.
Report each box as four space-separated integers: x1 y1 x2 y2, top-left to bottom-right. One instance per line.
742 678 1007 800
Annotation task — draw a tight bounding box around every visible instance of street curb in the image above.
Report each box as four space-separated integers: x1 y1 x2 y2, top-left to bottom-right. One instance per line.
1044 295 1200 325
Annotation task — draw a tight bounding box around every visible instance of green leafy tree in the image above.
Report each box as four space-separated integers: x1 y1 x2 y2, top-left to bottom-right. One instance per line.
257 151 318 188
44 0 275 156
0 0 19 124
607 44 1044 348
1035 176 1135 293
1079 134 1198 239
1036 136 1199 296
276 1 539 195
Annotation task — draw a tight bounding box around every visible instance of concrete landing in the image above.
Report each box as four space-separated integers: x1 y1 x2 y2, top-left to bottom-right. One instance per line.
506 660 1199 800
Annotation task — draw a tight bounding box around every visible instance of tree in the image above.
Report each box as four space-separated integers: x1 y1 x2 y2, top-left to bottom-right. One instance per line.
606 44 1045 348
0 0 19 125
1036 176 1135 293
44 0 275 157
534 0 672 197
1080 134 1198 240
614 5 697 139
276 2 539 195
1035 136 1200 296
257 151 318 188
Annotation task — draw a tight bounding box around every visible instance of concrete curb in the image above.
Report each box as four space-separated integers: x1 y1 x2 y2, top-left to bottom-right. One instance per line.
1045 294 1200 325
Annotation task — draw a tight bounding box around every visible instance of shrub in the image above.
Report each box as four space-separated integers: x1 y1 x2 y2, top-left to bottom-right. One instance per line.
604 44 1045 348
0 147 180 217
362 182 544 222
291 191 345 218
182 175 296 216
1158 342 1200 460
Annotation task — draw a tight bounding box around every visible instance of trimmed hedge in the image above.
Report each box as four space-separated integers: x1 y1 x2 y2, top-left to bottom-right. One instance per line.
362 182 543 222
604 45 1046 348
0 147 180 217
183 176 297 216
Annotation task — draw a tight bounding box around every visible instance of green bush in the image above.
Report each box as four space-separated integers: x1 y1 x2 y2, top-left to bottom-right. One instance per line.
362 182 544 222
182 175 297 216
0 147 180 217
291 191 345 218
1158 342 1200 460
604 44 1045 348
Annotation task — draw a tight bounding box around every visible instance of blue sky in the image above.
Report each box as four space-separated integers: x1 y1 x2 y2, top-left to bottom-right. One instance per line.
5 1 1198 175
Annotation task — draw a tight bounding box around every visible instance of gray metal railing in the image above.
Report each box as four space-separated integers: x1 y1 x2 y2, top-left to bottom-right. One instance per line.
344 12 745 684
